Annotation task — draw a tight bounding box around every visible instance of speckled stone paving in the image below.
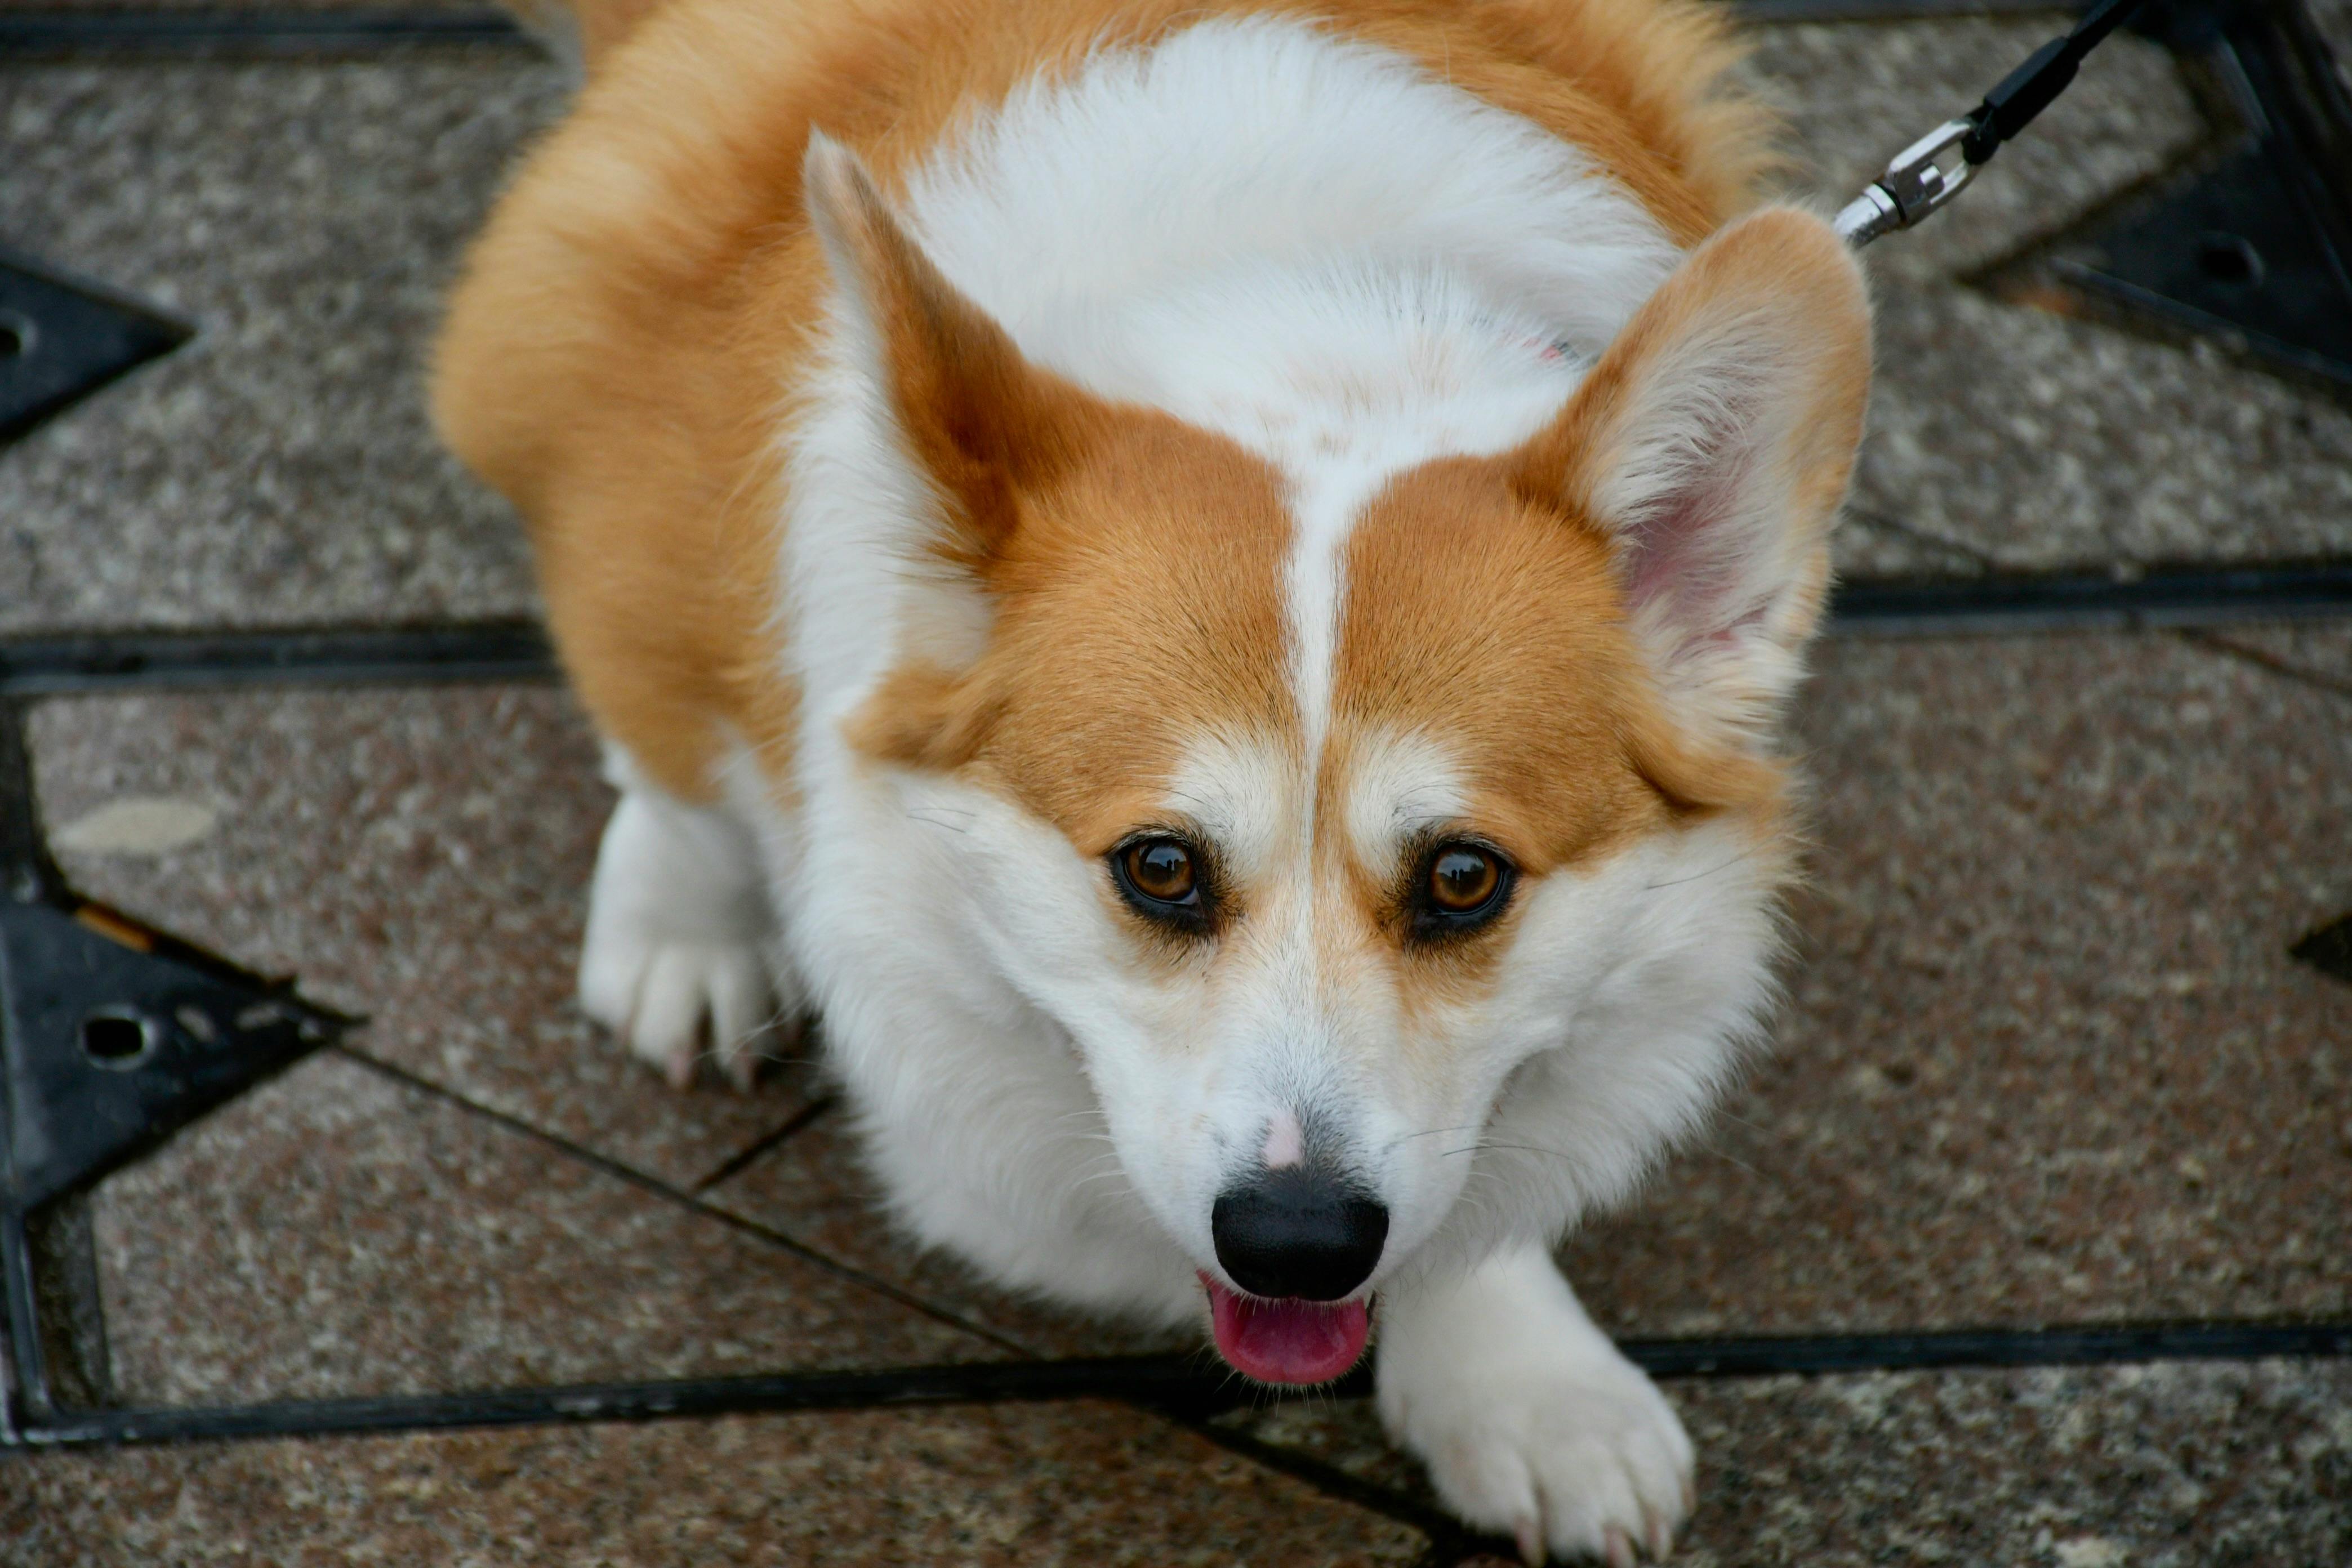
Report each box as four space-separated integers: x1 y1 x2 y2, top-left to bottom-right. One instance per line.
0 57 563 633
27 686 816 1188
1220 1359 2352 1567
3 1401 1432 1566
4 6 2350 1566
82 1053 999 1406
1563 630 2352 1338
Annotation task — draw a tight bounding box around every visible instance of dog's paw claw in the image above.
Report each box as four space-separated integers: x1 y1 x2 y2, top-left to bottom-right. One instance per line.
576 789 794 1092
582 935 779 1090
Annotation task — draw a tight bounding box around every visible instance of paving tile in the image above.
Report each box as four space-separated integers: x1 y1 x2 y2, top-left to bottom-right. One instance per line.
1561 632 2352 1337
0 59 563 632
1854 290 2352 573
1830 506 1993 581
704 1107 1196 1359
0 1400 1427 1567
50 635 2343 1371
29 686 813 1190
693 630 2352 1352
1220 1358 2352 1567
87 1050 991 1406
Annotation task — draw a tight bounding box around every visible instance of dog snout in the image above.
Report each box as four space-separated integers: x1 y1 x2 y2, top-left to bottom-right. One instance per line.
1210 1164 1388 1300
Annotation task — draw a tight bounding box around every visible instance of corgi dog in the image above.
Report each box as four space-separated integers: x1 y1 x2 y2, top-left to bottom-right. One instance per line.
433 0 1870 1557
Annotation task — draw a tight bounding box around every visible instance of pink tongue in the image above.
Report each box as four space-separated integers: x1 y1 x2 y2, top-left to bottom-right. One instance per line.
1202 1275 1370 1384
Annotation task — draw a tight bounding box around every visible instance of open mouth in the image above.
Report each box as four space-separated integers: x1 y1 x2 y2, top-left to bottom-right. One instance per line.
1201 1274 1371 1384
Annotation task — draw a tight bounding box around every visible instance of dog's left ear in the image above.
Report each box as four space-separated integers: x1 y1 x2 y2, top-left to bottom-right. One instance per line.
808 133 1119 771
1512 208 1870 746
803 131 1094 572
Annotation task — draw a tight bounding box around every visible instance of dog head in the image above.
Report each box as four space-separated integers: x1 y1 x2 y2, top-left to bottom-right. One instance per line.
801 136 1869 1381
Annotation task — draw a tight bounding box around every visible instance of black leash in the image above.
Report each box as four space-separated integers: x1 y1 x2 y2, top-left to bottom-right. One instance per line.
1836 0 2151 247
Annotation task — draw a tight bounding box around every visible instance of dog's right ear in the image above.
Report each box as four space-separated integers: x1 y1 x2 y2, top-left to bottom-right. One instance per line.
803 132 1092 572
1508 207 1870 754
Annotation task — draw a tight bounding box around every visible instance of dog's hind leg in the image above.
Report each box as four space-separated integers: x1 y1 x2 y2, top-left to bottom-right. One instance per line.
578 750 799 1090
1377 1244 1694 1566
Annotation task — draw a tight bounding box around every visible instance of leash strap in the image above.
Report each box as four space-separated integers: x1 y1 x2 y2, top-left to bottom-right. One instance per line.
1835 0 2150 248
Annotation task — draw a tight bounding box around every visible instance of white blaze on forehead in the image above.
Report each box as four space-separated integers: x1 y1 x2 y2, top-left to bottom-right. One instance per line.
1161 728 1299 883
1284 455 1400 769
1111 271 1601 809
1269 378 1556 825
1343 729 1471 871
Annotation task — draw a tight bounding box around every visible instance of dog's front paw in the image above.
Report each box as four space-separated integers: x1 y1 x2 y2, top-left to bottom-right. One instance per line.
580 929 782 1090
579 789 790 1089
1378 1248 1693 1565
1390 1339 1692 1565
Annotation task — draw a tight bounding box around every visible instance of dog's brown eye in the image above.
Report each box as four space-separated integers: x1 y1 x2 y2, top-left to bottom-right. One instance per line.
1112 835 1214 936
1123 839 1196 904
1408 841 1513 944
1428 847 1502 914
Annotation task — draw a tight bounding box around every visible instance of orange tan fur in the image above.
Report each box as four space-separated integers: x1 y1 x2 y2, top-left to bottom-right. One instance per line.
434 0 1768 807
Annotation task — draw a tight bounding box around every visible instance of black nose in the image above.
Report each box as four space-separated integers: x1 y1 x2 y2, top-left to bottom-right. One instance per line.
1211 1165 1388 1300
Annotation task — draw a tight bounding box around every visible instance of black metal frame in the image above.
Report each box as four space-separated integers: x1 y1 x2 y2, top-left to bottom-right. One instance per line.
10 1321 2345 1452
0 700 351 1442
2010 0 2352 393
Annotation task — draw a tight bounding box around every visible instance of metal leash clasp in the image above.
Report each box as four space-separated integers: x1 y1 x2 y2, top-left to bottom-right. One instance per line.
1834 118 1981 249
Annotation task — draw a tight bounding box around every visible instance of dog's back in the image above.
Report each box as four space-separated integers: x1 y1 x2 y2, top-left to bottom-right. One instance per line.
432 0 1769 806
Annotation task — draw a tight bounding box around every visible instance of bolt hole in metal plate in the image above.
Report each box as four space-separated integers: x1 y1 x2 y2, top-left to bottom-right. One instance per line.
77 1010 155 1068
2 899 349 1213
2194 231 2264 287
2017 0 2352 393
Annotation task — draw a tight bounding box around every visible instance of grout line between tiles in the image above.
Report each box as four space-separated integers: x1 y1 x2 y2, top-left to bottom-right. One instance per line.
2176 626 2352 701
0 0 2091 55
1149 1403 1476 1557
691 1095 839 1193
0 622 558 697
326 1043 1037 1360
